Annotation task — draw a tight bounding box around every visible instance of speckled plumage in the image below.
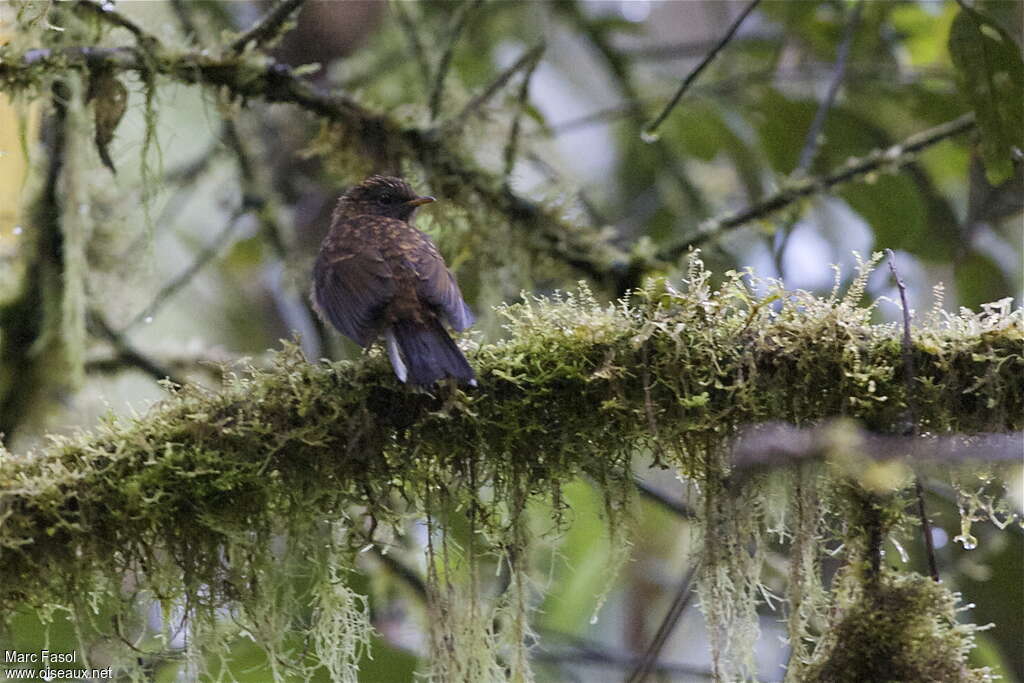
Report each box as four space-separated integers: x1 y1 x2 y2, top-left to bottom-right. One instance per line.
312 176 476 386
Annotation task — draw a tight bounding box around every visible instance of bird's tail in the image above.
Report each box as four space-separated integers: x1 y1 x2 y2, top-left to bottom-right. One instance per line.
386 318 476 387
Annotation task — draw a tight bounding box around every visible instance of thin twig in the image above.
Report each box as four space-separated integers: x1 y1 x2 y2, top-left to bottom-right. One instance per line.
794 0 863 174
536 629 714 678
643 0 761 137
168 0 200 45
122 204 256 333
626 562 700 683
390 0 432 84
73 0 152 45
732 422 1024 471
558 1 708 217
428 0 484 121
229 0 306 54
501 44 544 179
222 120 288 256
887 249 940 583
448 42 544 131
665 113 976 256
524 152 608 225
633 480 696 519
88 312 185 386
623 34 777 61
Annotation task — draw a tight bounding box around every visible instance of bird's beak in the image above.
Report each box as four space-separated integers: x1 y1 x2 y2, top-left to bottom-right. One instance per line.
405 196 436 207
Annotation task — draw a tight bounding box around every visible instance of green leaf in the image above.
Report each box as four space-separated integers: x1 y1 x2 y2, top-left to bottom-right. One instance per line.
948 5 1024 184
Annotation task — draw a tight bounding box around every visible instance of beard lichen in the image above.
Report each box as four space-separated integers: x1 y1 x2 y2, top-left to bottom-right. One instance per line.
0 255 1021 680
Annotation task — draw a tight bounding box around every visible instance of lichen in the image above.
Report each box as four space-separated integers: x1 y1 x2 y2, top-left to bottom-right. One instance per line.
0 255 1021 679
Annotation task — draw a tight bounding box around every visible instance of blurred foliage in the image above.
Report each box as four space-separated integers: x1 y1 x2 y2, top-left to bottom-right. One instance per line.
0 0 1021 681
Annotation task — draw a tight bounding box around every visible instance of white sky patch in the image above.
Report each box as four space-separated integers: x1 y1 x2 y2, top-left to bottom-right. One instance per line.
620 0 652 23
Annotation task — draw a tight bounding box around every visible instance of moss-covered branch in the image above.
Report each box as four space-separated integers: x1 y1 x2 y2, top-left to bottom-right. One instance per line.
2 266 1021 610
0 42 630 286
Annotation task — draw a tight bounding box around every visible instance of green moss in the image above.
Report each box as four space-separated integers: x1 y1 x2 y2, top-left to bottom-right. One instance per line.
0 256 1020 679
804 572 994 683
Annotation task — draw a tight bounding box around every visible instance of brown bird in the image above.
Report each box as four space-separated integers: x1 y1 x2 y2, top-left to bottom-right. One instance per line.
312 175 476 386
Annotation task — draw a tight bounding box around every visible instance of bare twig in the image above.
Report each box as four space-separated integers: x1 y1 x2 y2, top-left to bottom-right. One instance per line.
732 422 1024 471
229 0 306 54
428 0 485 121
88 312 185 386
557 1 708 217
168 0 200 45
643 0 761 137
73 0 152 46
634 479 696 519
887 249 940 582
623 34 778 61
794 0 863 174
222 120 288 256
524 152 608 226
86 348 237 381
625 562 700 683
536 629 714 678
390 0 432 84
122 203 256 332
665 113 977 256
448 42 544 132
501 44 544 179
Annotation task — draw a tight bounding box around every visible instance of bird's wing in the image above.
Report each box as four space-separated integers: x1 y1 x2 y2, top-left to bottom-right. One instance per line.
313 235 395 347
404 230 475 331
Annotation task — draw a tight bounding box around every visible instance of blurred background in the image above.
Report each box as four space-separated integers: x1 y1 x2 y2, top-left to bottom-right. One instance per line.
0 0 1021 680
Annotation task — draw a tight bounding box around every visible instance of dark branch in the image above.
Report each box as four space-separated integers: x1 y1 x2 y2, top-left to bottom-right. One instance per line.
229 0 306 54
87 312 185 386
634 480 697 519
391 0 432 84
122 204 255 332
731 422 1024 473
626 563 700 683
643 0 761 137
428 0 484 121
663 113 977 257
447 42 544 131
795 0 863 174
886 250 940 583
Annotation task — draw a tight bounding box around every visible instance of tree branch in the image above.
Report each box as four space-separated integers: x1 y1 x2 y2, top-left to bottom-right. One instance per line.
229 0 307 54
663 113 977 257
886 250 940 582
122 203 255 332
0 46 985 296
2 282 1020 608
731 421 1024 473
794 0 863 174
643 0 762 137
428 0 484 121
87 312 185 386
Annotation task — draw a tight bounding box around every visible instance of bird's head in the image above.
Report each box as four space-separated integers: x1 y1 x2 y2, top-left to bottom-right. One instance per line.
335 175 435 222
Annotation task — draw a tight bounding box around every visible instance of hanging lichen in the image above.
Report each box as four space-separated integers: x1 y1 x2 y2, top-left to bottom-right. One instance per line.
0 255 1021 680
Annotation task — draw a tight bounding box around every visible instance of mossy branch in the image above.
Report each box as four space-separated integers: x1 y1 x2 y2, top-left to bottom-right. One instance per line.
0 41 979 295
1 270 1021 611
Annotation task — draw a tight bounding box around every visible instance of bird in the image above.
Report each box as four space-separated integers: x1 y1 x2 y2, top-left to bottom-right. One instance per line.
311 175 477 387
